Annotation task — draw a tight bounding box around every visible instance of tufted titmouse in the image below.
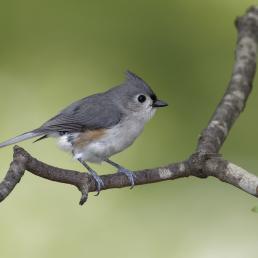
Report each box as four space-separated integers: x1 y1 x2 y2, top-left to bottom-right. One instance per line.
0 71 168 194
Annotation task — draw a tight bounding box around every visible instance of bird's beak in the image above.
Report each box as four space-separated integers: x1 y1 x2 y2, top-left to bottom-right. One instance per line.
152 99 168 108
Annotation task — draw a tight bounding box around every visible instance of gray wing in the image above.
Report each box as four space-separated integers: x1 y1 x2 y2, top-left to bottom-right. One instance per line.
39 93 122 133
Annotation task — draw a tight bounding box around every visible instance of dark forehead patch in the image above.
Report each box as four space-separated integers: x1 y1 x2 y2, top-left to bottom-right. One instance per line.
150 94 157 101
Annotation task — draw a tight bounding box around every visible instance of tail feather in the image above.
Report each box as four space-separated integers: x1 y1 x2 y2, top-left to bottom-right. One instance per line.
33 135 48 143
0 130 44 148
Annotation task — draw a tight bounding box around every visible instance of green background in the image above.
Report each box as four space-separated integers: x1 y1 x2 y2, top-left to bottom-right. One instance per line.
0 1 258 257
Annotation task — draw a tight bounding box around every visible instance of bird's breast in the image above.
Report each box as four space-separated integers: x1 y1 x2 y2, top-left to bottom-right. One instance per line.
62 118 145 162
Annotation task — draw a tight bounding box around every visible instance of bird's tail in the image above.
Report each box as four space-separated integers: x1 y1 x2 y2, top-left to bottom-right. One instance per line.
0 129 44 148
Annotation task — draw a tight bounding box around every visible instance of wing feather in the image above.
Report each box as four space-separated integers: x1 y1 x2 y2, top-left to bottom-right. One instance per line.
39 93 122 133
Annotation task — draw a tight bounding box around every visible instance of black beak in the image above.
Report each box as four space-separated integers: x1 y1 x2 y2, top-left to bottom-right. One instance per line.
152 99 168 108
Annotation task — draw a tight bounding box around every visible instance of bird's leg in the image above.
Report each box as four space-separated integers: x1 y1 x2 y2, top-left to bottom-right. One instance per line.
105 159 136 189
77 158 104 196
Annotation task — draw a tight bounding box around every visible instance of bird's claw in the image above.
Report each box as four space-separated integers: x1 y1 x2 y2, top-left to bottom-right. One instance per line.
118 168 136 189
89 172 104 196
78 159 104 196
94 176 104 196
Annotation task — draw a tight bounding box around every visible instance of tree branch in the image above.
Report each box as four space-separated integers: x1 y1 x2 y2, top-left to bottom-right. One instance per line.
197 6 258 153
1 6 258 205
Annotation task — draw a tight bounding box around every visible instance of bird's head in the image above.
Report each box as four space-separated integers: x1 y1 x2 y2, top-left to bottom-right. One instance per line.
111 70 168 122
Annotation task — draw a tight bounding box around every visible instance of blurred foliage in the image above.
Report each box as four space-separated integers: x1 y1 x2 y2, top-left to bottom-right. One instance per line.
0 1 258 258
251 206 258 213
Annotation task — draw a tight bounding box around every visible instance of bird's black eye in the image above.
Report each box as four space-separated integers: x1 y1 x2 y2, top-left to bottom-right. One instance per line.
137 95 146 103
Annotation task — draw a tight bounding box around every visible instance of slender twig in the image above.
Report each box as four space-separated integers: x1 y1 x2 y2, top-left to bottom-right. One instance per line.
1 6 258 205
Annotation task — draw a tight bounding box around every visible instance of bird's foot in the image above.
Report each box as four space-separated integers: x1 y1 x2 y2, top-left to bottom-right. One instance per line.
77 158 104 196
117 168 137 189
104 159 136 189
88 169 104 196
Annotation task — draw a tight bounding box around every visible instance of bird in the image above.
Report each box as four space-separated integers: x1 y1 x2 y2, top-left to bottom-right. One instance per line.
0 71 168 194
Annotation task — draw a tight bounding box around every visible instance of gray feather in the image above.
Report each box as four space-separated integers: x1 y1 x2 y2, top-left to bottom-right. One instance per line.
36 71 155 134
0 130 44 148
125 70 155 97
38 93 123 133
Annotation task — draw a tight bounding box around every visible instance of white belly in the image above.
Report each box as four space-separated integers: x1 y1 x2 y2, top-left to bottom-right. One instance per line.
57 108 156 163
79 119 145 162
57 119 144 163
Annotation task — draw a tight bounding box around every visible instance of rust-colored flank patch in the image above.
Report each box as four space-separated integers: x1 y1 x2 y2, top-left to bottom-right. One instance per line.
74 129 106 148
